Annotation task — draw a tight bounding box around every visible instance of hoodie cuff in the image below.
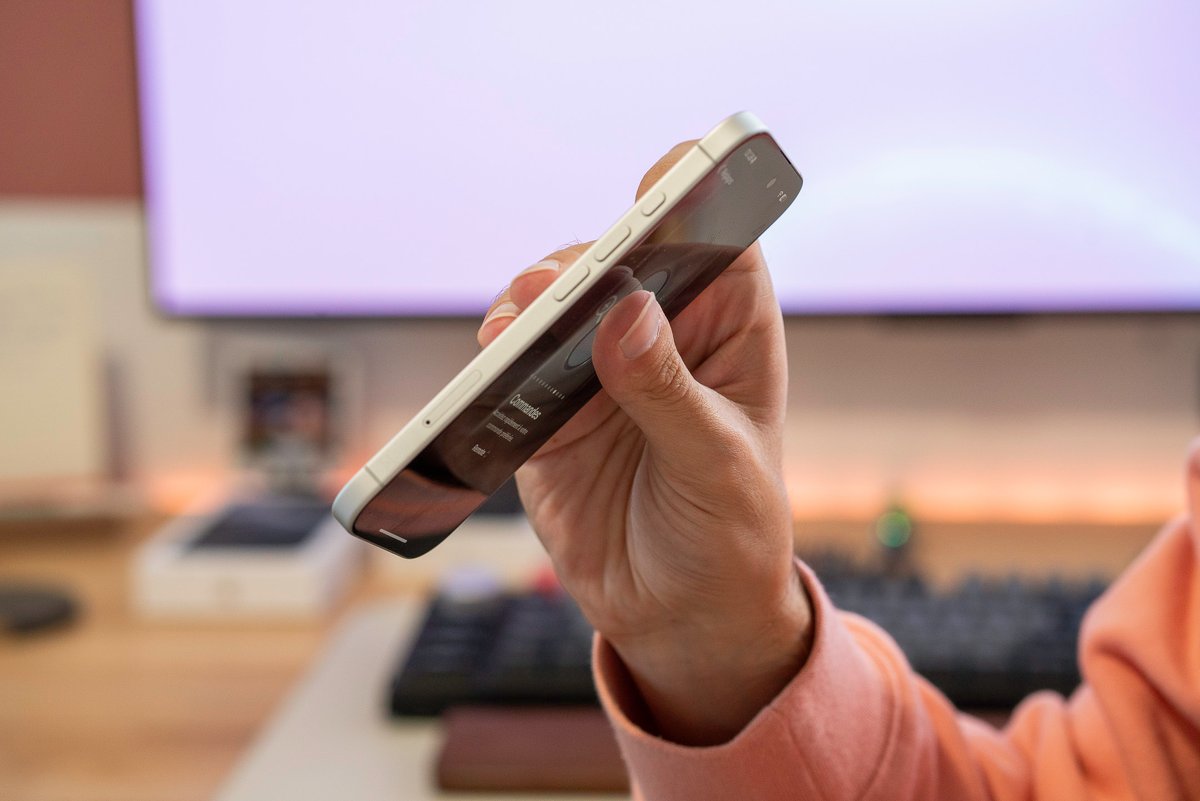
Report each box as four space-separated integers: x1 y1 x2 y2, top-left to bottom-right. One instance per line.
593 559 905 801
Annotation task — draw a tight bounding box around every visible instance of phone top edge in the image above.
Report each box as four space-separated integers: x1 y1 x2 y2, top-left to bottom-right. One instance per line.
341 112 782 516
697 111 768 160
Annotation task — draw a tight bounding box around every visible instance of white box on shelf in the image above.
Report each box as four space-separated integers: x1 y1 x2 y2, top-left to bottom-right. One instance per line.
133 496 365 619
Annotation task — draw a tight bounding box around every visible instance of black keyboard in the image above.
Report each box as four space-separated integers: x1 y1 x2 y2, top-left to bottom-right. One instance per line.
388 562 1106 716
390 587 597 716
811 556 1105 708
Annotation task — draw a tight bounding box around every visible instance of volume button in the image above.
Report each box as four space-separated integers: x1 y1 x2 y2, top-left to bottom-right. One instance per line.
593 225 631 262
640 191 666 216
423 370 481 426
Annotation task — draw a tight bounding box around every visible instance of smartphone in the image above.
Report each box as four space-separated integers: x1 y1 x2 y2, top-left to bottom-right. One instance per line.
333 111 803 558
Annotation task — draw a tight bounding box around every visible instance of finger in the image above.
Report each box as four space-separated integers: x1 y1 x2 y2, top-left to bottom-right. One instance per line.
591 290 748 482
477 245 590 347
482 137 696 338
476 300 520 347
509 246 587 308
506 259 561 308
635 140 699 200
481 284 515 326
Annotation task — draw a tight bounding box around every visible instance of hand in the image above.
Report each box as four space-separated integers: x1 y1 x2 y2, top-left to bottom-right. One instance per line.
477 141 813 745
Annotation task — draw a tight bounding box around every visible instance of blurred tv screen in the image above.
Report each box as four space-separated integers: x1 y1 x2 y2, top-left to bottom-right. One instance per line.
135 0 1200 316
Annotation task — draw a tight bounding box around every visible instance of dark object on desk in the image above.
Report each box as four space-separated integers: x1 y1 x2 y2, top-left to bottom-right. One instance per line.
390 558 1106 715
390 586 596 716
437 706 628 793
0 582 78 635
809 553 1106 708
186 496 328 550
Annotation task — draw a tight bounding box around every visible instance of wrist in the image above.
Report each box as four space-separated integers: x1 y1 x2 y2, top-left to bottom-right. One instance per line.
607 564 814 746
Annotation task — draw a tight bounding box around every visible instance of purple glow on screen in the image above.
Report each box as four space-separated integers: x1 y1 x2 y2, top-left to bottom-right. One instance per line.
135 1 1200 316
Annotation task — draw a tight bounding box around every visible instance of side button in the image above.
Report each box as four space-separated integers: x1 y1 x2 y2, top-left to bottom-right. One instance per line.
552 262 590 301
423 369 481 426
593 224 631 262
640 191 666 216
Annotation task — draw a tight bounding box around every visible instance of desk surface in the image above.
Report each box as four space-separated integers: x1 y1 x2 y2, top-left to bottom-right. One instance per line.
0 520 341 801
0 515 1159 801
216 599 627 801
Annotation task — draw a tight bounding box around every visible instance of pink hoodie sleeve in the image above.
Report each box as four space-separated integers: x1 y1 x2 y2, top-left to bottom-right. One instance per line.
594 443 1200 801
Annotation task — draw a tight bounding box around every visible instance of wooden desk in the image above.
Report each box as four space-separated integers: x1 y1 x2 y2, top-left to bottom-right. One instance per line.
0 516 1161 801
0 520 344 801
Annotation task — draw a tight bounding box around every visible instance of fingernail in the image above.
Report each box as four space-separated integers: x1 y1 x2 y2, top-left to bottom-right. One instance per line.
481 301 519 328
515 259 560 280
619 292 661 360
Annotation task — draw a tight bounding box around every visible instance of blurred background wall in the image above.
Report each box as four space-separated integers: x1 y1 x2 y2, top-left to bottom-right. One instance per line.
2 0 1197 523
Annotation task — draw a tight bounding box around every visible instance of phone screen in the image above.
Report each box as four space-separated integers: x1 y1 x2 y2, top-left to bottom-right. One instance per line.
353 133 802 556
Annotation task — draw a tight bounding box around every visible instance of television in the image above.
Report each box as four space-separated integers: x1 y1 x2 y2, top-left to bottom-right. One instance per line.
134 0 1200 317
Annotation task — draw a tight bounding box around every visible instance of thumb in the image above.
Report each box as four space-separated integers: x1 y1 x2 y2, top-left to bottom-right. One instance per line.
591 290 737 468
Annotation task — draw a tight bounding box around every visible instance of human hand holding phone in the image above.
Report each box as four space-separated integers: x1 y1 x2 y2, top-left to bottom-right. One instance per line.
477 142 814 747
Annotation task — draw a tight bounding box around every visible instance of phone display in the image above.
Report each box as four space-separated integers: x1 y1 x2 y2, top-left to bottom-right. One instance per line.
348 131 802 557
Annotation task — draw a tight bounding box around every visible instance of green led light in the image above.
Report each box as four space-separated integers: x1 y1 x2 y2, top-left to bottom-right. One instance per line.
875 510 913 549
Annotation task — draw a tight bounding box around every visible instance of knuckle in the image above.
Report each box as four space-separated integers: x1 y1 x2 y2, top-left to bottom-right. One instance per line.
643 352 694 411
636 140 698 199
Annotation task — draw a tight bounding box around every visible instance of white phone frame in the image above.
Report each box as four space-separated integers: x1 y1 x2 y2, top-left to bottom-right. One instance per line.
333 111 772 534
